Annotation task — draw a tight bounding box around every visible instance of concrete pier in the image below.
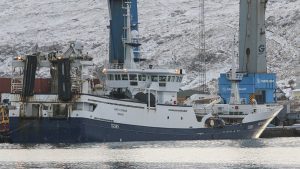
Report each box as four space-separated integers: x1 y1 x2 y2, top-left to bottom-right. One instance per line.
261 125 300 138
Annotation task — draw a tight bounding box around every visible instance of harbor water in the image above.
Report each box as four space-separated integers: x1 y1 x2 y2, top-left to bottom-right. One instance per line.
0 138 299 169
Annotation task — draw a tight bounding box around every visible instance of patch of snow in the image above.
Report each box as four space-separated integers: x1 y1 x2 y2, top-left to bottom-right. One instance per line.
0 0 299 91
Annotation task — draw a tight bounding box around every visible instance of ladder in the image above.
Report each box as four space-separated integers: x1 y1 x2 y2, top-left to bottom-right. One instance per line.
0 106 9 133
11 77 23 94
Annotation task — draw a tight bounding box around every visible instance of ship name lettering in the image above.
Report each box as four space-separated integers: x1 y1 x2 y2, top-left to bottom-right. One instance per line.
114 108 127 112
111 123 120 129
168 109 187 112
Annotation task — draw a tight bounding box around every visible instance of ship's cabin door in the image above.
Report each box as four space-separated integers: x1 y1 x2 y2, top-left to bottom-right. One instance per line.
52 104 69 118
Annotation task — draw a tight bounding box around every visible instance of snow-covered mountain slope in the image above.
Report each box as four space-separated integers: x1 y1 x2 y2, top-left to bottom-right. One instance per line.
0 0 299 90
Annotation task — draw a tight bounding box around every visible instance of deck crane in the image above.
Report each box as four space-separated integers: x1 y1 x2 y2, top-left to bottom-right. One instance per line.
107 0 140 66
219 0 276 104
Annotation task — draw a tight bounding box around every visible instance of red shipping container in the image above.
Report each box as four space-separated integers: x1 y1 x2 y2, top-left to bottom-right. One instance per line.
0 78 51 94
0 78 11 93
34 78 51 94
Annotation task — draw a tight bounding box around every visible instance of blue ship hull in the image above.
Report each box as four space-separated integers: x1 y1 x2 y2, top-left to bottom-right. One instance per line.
8 117 266 143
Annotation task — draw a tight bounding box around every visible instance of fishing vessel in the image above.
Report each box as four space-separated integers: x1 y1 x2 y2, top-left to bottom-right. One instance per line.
0 3 282 143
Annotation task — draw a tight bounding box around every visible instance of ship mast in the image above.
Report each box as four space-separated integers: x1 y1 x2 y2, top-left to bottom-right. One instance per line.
198 0 207 93
123 2 136 69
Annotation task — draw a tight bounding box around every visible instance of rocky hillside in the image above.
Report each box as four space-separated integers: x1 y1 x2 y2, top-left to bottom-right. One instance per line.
0 0 299 90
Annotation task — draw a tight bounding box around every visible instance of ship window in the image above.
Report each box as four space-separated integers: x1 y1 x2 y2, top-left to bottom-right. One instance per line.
151 76 158 82
75 102 84 110
89 103 97 112
159 76 167 82
178 76 183 82
108 74 114 80
138 74 146 81
175 76 182 82
115 74 121 80
196 116 203 122
130 81 138 86
170 76 175 82
167 76 171 82
159 83 166 87
77 102 97 112
121 74 128 80
129 74 137 80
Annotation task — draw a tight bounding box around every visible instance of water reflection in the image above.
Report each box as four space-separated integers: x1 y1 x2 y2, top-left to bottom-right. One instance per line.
0 138 299 169
0 162 296 169
236 139 266 148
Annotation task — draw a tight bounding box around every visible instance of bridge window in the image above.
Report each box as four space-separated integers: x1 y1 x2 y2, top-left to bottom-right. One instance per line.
138 74 146 81
159 76 167 82
115 74 121 80
130 74 138 86
176 76 183 82
129 74 137 81
121 74 128 80
167 76 171 82
151 76 158 82
170 76 175 82
108 74 114 80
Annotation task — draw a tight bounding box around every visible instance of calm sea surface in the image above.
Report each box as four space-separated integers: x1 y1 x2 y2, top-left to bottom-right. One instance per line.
0 138 299 169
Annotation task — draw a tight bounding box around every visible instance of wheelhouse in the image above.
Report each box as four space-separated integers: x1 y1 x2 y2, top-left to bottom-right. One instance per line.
103 68 185 105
